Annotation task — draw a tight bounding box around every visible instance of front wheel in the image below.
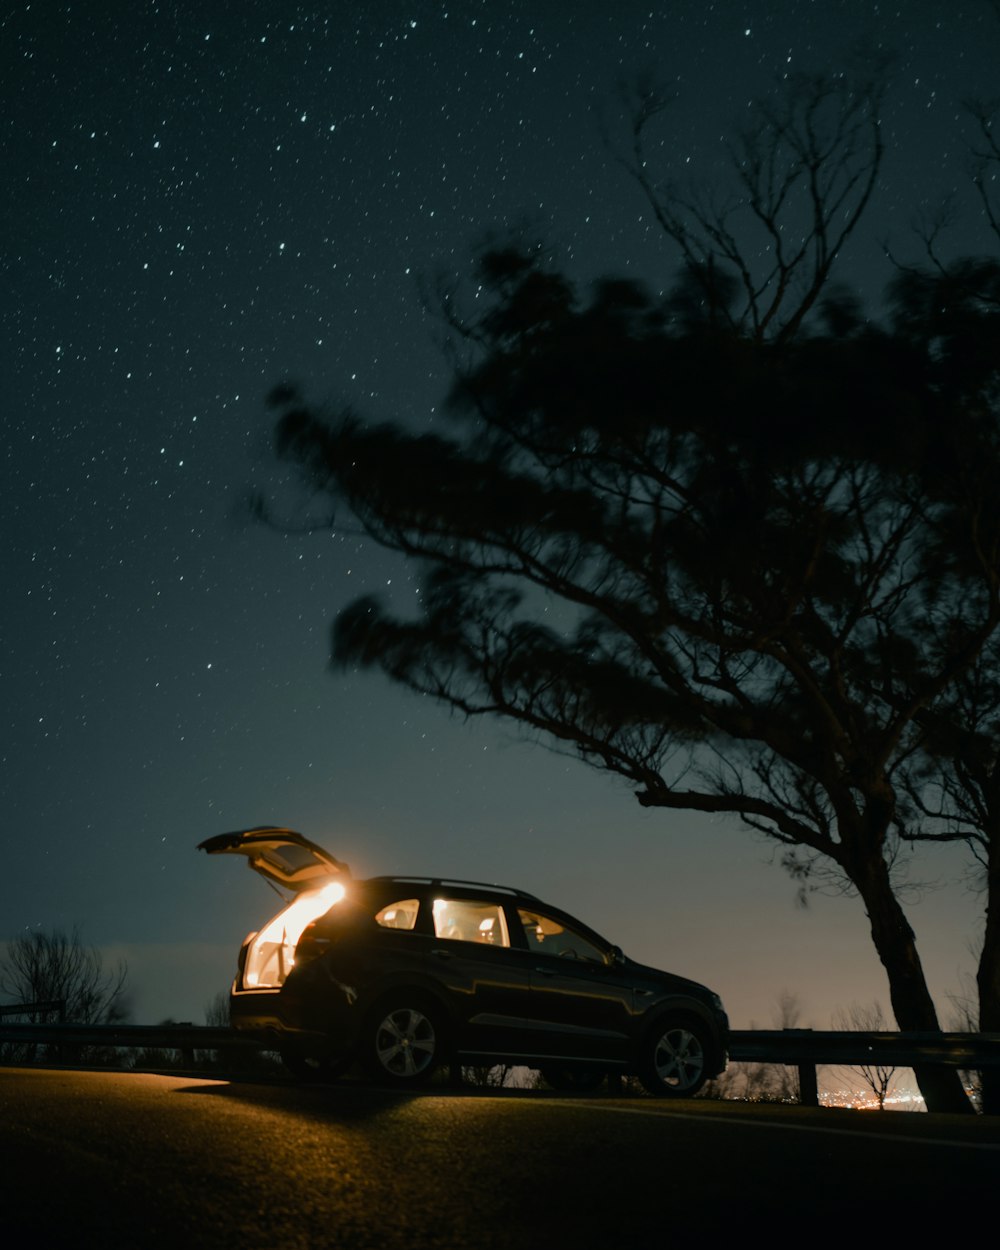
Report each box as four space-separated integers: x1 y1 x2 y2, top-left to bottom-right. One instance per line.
637 1018 711 1097
363 996 445 1087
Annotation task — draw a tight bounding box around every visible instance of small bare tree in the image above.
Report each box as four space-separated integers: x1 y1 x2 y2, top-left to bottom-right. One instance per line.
832 1001 899 1110
0 927 128 1024
204 990 230 1028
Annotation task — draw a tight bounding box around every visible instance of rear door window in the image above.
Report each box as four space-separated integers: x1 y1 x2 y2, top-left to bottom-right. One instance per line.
432 897 510 947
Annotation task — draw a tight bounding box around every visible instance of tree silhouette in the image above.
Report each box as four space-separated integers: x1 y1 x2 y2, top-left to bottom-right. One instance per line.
832 1001 899 1110
879 256 1000 1114
612 65 887 342
260 76 1000 1115
900 607 1000 1115
0 927 128 1023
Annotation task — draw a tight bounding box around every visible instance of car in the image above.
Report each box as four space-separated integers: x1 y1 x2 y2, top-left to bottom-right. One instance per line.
199 826 729 1095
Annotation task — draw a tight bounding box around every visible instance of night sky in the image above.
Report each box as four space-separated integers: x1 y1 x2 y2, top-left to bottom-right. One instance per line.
5 1 999 1048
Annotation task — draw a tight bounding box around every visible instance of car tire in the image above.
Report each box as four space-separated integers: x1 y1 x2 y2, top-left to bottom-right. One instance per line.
636 1016 711 1098
540 1065 607 1093
362 994 445 1087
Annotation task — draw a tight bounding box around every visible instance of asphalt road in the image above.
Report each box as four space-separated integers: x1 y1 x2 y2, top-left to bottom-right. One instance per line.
3 1067 998 1247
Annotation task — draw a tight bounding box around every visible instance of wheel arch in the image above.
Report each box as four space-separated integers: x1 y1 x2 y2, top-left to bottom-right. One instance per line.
360 976 459 1041
636 999 725 1074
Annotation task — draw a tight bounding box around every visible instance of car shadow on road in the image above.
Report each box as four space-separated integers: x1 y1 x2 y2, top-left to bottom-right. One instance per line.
170 1068 625 1125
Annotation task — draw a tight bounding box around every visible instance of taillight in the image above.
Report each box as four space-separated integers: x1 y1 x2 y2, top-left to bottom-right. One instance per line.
237 933 255 979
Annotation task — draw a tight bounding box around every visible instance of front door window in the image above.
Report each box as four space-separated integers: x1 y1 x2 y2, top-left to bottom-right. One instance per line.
517 909 606 963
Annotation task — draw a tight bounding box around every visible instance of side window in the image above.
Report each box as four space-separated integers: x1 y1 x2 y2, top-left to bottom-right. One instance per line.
518 909 607 964
433 897 510 947
375 898 420 930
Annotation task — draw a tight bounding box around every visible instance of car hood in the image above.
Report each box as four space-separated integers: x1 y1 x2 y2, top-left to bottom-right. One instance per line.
624 956 719 1004
198 826 350 892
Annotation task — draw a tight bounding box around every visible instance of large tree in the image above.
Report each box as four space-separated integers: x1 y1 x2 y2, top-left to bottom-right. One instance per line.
879 255 1000 1114
901 630 1000 1114
259 76 1000 1114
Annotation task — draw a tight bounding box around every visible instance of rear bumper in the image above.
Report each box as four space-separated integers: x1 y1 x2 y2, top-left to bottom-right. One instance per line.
229 981 359 1058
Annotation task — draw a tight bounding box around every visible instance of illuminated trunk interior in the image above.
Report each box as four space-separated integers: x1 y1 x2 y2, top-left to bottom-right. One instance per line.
242 882 345 988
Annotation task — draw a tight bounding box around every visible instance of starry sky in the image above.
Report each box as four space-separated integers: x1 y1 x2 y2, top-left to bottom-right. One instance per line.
5 1 999 1039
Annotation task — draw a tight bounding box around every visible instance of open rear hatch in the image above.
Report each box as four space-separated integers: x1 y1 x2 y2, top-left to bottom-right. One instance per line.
198 826 349 891
199 827 351 989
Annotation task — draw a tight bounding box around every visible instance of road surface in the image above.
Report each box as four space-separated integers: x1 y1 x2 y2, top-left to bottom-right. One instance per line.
2 1067 997 1247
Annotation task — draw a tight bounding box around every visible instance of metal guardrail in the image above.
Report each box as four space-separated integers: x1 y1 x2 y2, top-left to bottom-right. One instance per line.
0 1022 261 1049
0 1021 262 1067
727 1029 1000 1068
726 1028 1000 1106
3 1022 999 1104
0 1000 65 1018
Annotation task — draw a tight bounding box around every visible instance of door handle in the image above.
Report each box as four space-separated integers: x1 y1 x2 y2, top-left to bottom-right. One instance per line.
432 948 455 959
535 966 555 976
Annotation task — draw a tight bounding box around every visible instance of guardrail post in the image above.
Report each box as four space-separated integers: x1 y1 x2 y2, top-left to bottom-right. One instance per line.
176 1022 195 1068
798 1062 819 1106
783 1028 819 1106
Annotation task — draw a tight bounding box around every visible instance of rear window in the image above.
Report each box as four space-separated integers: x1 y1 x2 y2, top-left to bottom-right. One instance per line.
258 844 326 875
375 898 420 930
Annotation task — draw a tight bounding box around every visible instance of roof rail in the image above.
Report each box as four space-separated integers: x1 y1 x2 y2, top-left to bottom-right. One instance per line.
366 875 542 902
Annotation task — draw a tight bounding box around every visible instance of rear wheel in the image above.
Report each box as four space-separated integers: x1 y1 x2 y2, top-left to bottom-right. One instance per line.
363 995 445 1087
636 1018 711 1097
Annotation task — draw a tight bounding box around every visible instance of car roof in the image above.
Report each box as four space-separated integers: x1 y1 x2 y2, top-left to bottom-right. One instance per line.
362 875 542 902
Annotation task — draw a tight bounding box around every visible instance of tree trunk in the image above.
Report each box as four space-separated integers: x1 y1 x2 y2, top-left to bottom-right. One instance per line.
977 838 1000 1115
855 856 974 1114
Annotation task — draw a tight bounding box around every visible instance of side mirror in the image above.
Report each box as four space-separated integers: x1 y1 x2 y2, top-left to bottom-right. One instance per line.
608 945 625 967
